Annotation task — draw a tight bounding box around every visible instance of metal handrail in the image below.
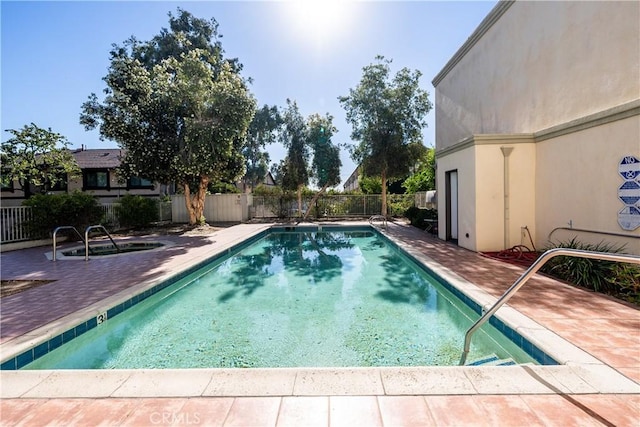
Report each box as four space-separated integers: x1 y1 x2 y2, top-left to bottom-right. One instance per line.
84 225 120 261
369 215 387 228
459 248 640 365
548 226 639 241
52 226 87 261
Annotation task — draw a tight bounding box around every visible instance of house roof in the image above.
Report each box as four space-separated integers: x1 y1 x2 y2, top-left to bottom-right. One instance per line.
72 149 123 169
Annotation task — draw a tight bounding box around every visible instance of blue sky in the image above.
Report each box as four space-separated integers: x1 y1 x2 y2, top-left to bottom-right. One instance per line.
1 0 497 186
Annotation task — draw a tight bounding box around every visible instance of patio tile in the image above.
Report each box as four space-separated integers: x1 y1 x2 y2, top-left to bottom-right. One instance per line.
571 394 640 427
424 395 491 426
473 395 544 426
12 398 90 427
276 396 329 427
179 397 235 427
329 396 382 427
119 398 188 426
520 394 611 427
377 396 435 426
0 399 48 426
224 397 281 427
67 398 139 426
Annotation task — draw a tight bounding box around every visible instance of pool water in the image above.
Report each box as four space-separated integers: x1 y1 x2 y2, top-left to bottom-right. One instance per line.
24 230 535 369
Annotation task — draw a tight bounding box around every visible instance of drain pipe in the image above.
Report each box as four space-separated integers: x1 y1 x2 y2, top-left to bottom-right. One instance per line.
500 147 514 249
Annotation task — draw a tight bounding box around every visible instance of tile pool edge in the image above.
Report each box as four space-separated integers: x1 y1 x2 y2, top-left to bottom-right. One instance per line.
1 364 638 399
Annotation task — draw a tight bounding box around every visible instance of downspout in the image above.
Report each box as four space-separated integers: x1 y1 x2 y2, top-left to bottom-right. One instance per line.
500 147 514 249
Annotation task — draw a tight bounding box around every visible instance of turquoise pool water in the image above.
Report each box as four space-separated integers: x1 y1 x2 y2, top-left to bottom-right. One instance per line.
23 229 536 369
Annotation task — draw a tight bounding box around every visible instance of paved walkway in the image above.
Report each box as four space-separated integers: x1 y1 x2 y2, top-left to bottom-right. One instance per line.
1 222 639 426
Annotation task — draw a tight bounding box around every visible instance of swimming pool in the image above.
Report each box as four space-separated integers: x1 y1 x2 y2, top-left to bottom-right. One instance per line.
14 226 548 370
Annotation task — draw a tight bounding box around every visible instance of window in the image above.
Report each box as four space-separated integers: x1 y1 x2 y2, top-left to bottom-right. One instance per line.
84 170 109 190
128 176 154 189
47 172 68 192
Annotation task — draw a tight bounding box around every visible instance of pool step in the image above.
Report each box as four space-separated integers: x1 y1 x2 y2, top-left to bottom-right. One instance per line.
467 354 516 366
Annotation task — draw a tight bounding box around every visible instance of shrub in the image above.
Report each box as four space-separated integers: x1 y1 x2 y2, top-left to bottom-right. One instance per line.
387 194 414 217
541 238 632 296
608 263 640 304
23 191 104 239
405 206 437 229
115 194 159 229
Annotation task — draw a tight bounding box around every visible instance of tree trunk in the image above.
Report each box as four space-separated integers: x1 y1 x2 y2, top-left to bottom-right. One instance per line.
381 170 388 217
184 176 210 225
297 185 303 218
301 184 329 222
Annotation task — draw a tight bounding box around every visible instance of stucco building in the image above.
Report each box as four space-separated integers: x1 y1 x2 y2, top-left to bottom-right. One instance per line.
432 0 640 254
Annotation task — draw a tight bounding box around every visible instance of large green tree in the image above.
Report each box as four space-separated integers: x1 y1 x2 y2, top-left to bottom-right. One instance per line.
403 147 436 193
339 56 432 216
280 99 310 216
301 113 341 221
1 123 80 195
243 105 282 191
80 9 256 224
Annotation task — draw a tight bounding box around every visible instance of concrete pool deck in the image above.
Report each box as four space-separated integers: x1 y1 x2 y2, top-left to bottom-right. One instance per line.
1 221 639 426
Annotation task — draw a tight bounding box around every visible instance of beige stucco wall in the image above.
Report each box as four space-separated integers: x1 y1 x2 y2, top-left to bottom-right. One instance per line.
536 115 640 253
436 146 476 251
435 1 640 149
474 139 537 252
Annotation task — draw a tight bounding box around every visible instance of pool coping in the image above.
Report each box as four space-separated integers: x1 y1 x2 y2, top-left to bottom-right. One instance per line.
1 222 638 398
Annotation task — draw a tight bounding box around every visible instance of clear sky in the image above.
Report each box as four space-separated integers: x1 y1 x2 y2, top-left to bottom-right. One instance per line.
1 0 497 187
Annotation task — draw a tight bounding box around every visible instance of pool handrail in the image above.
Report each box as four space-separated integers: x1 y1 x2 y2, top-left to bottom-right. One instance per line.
84 225 121 261
52 226 87 261
369 215 387 228
459 248 640 365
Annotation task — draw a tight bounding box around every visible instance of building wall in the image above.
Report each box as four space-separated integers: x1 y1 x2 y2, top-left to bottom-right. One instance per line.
536 114 640 253
434 1 640 149
434 1 640 254
474 137 536 252
437 146 476 250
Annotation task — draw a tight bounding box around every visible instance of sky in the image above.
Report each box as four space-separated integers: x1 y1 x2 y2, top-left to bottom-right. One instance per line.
1 0 497 187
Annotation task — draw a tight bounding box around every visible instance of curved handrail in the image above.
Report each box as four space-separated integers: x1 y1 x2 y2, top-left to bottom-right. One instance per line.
459 248 640 365
52 226 86 261
369 215 387 228
84 225 120 261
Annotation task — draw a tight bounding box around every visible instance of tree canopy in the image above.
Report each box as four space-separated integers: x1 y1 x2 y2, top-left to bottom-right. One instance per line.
403 147 436 193
301 113 342 221
1 123 80 195
80 9 256 224
243 105 282 191
339 56 432 216
279 99 310 215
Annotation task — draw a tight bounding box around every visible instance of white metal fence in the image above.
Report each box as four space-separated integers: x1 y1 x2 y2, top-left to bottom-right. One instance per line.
0 200 174 244
0 206 33 243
